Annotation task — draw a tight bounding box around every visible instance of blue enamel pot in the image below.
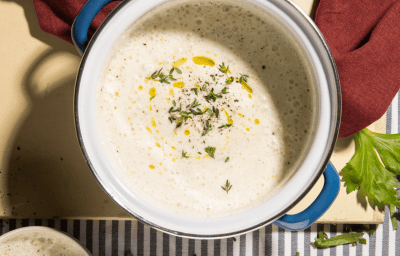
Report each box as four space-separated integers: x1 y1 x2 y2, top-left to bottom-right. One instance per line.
72 0 341 238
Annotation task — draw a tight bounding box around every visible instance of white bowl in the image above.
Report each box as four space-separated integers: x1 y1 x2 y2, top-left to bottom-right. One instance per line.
0 226 91 255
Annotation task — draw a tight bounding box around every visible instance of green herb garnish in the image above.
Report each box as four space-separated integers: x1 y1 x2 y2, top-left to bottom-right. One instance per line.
158 73 170 84
314 231 366 248
169 103 180 113
342 128 400 230
189 108 204 115
182 151 189 159
150 96 155 101
221 180 232 194
169 67 182 74
198 152 202 154
150 68 162 79
204 88 222 102
221 87 228 94
191 88 198 95
226 77 234 84
225 157 229 162
219 63 229 74
205 146 216 158
168 116 176 123
179 111 192 121
218 124 232 129
206 108 214 117
187 99 201 109
211 75 216 81
239 74 249 84
202 120 212 136
213 106 219 118
176 119 183 128
149 67 178 84
172 100 176 106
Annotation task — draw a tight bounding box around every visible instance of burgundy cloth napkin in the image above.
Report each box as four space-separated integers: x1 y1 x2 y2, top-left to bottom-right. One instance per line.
315 0 400 137
33 0 400 138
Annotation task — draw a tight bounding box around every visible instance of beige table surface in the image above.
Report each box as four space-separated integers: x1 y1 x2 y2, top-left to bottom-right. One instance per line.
0 0 384 223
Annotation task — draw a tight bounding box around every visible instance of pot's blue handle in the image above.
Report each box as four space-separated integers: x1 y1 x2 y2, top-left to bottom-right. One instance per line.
71 0 114 55
273 161 340 231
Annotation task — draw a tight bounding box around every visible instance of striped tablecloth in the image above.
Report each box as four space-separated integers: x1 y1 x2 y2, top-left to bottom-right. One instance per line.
2 95 400 256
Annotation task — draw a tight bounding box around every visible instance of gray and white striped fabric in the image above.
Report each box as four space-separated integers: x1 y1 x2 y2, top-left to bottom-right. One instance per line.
0 218 397 255
2 95 400 255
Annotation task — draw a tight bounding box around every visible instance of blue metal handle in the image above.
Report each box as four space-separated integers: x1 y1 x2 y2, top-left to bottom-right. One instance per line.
71 0 114 55
273 161 340 231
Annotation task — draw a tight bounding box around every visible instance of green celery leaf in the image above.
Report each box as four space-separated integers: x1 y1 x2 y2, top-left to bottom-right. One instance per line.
368 131 400 174
342 128 400 230
314 231 366 248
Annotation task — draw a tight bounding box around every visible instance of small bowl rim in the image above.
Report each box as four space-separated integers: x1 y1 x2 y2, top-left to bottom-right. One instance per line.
0 226 92 255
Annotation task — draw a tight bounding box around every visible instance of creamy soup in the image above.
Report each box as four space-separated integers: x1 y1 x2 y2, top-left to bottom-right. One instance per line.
95 0 316 217
0 228 89 256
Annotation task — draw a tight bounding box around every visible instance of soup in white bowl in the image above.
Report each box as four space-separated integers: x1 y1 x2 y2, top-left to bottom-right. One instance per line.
95 0 315 218
0 227 90 256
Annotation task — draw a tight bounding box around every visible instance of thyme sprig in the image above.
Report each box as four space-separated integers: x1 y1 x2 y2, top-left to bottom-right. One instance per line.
191 88 198 95
204 88 222 102
158 73 171 84
205 146 216 158
239 74 249 84
213 106 219 118
218 124 232 129
176 119 183 128
186 99 201 109
182 151 189 158
168 116 176 123
179 110 192 121
221 180 232 194
219 63 230 74
202 120 212 136
226 77 234 84
189 108 204 115
200 83 208 92
148 68 178 84
170 67 182 74
206 108 214 117
150 68 162 79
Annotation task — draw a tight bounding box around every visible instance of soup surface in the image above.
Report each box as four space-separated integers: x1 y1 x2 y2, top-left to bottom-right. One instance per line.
0 228 88 256
96 0 316 217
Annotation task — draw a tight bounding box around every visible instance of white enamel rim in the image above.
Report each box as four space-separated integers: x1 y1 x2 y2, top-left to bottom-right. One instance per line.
0 226 92 255
74 0 341 238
